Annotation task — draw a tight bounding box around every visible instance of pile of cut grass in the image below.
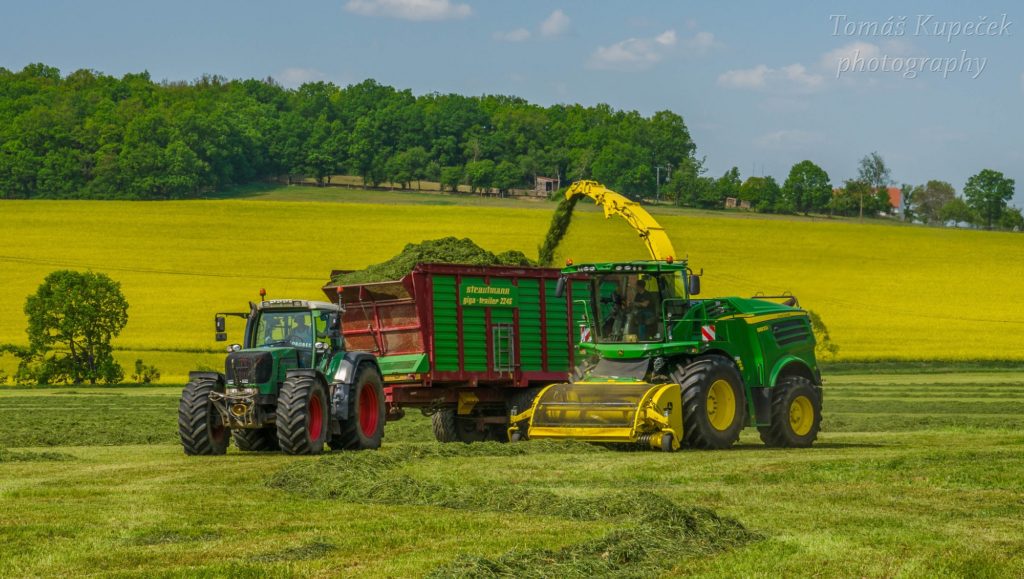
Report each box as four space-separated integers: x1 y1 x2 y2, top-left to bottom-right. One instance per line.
0 448 74 462
334 237 534 284
268 441 757 576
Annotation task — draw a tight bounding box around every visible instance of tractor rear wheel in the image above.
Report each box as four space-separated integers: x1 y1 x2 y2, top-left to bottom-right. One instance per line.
178 379 229 455
759 376 821 448
276 376 328 455
676 357 746 450
233 427 279 451
329 366 385 450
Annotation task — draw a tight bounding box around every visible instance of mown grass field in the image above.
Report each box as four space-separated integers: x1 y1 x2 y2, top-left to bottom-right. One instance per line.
2 186 1024 382
1 371 1022 577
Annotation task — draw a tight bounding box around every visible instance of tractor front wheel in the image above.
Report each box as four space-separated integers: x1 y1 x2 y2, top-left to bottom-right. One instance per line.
676 357 746 450
178 379 229 456
276 376 328 455
758 376 822 448
329 366 385 450
233 427 279 452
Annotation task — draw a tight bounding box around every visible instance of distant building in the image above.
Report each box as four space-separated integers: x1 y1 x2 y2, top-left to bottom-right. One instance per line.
886 186 902 217
534 176 560 197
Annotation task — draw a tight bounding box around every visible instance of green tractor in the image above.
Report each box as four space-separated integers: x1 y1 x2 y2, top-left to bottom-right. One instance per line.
178 296 386 455
510 259 823 451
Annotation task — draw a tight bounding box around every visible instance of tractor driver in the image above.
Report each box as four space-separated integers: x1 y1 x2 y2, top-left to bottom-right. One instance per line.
632 278 657 340
286 314 313 349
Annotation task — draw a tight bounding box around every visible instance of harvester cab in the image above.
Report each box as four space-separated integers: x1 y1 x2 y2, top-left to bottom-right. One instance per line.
179 296 386 456
508 180 823 451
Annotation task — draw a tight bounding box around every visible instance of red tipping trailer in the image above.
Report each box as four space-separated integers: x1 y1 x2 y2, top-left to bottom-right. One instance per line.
323 263 585 442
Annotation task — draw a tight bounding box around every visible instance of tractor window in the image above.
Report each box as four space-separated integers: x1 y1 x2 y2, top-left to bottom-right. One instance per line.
591 273 675 343
314 311 330 339
255 311 313 349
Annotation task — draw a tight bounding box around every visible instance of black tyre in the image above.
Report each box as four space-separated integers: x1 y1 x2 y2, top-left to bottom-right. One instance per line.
329 366 385 451
179 379 229 456
233 427 279 451
675 357 746 450
276 376 328 455
431 408 496 443
758 376 822 448
506 387 542 442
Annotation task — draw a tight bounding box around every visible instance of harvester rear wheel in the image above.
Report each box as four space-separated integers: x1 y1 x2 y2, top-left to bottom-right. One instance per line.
676 357 746 450
276 376 328 455
330 366 385 450
758 376 821 448
178 379 229 456
233 427 279 452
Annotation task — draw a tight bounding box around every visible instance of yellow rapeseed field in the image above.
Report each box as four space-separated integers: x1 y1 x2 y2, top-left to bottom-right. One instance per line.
2 192 1023 381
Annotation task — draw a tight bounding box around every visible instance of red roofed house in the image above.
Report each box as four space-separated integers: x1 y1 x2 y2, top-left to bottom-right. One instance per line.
885 186 901 217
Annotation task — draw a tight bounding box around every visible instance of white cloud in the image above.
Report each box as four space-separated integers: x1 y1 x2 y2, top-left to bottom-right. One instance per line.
278 67 327 87
344 0 470 21
540 9 570 37
685 31 716 54
754 129 825 149
717 63 823 92
588 29 676 71
819 41 882 72
655 30 677 46
717 65 770 89
494 28 531 42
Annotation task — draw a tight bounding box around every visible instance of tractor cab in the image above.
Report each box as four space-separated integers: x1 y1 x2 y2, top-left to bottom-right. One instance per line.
215 300 344 394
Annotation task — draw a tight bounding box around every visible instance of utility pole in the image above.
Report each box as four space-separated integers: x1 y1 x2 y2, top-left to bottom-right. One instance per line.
655 164 671 202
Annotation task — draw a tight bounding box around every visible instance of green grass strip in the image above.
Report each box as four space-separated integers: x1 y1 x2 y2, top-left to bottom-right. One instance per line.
268 441 757 576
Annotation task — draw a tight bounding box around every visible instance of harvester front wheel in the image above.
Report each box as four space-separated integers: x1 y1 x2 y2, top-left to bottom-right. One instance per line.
330 366 385 450
276 376 328 455
759 376 821 448
677 357 746 450
233 427 279 452
178 379 229 456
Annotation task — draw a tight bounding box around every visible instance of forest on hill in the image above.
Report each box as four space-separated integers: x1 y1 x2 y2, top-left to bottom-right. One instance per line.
0 63 697 201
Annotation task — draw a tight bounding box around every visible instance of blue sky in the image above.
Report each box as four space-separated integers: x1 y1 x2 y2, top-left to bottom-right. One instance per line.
2 0 1022 203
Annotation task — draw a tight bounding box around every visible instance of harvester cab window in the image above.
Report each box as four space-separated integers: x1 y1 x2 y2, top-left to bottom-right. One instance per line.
594 273 673 343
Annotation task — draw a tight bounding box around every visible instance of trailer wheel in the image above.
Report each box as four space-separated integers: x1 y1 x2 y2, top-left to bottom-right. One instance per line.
676 357 746 450
330 366 385 450
233 427 279 452
506 387 542 442
276 376 328 455
758 376 821 448
431 409 492 443
178 379 229 456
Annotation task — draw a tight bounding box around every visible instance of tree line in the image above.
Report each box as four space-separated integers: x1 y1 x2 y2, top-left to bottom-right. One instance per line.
666 151 1020 230
0 63 697 200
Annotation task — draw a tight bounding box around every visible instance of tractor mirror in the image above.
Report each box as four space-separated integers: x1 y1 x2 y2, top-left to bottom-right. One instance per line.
688 275 701 296
327 313 342 338
555 276 567 298
215 315 226 332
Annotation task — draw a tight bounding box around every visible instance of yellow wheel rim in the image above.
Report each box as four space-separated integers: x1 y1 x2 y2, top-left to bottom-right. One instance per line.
706 379 736 431
789 395 814 436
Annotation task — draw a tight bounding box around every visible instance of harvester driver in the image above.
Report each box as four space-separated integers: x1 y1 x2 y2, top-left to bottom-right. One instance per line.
632 278 657 340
